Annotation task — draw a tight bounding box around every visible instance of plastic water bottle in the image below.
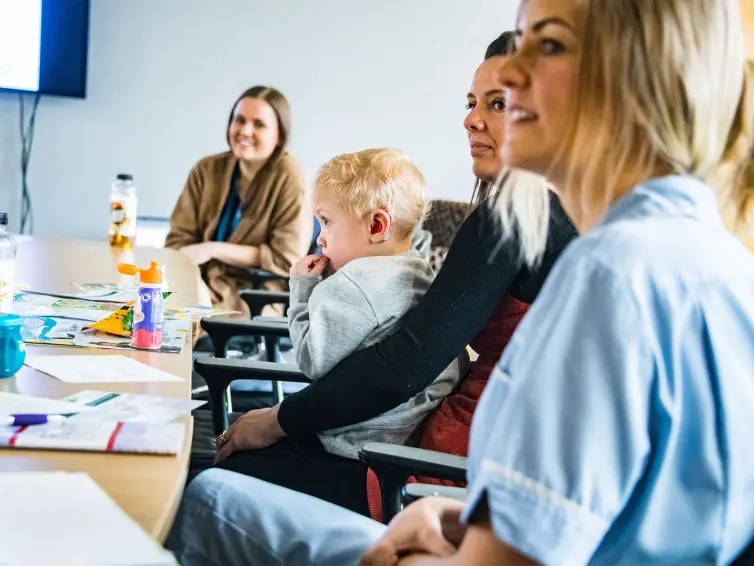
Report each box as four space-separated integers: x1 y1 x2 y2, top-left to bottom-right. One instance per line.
109 173 138 249
117 262 164 349
0 213 16 314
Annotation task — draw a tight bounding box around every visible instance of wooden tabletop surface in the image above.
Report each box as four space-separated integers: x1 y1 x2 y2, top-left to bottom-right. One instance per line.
0 239 203 542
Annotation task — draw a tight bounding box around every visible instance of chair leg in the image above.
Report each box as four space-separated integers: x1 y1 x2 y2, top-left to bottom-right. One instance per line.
264 336 281 362
211 334 229 358
378 472 409 524
226 385 233 413
207 380 230 436
264 336 284 404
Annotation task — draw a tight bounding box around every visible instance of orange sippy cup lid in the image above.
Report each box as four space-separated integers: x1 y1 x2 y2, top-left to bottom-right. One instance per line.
117 261 163 284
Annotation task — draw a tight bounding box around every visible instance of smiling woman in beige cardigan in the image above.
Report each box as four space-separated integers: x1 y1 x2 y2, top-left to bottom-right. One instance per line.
165 86 312 316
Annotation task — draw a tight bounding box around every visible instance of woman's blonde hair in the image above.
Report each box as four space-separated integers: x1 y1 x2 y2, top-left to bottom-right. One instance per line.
724 60 754 233
555 0 753 228
315 148 428 240
487 170 550 268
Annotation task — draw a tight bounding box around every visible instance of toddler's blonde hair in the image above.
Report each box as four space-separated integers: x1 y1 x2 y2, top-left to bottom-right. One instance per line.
315 148 428 240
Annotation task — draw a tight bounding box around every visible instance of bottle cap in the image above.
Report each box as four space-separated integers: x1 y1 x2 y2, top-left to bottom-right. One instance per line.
116 173 133 181
117 261 163 284
0 213 7 226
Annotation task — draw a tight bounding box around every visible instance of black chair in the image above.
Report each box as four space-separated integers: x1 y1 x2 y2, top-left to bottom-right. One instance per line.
401 483 467 506
358 442 467 523
360 442 754 561
191 345 467 524
196 356 309 436
360 442 754 563
203 293 291 360
188 354 309 482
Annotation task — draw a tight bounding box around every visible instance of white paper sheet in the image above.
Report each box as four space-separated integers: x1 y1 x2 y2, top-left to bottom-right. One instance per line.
0 471 178 565
0 391 93 415
63 390 205 423
24 355 184 383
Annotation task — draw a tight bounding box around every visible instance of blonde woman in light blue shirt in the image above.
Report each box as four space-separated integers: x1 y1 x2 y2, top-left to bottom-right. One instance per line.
165 0 754 564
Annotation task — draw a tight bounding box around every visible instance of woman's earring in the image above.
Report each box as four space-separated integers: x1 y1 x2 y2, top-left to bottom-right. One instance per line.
383 229 390 242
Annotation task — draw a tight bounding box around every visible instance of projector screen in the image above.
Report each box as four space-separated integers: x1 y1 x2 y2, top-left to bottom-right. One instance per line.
0 0 42 92
0 0 89 98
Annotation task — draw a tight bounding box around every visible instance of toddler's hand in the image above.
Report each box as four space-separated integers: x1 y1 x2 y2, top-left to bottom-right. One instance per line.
290 254 329 277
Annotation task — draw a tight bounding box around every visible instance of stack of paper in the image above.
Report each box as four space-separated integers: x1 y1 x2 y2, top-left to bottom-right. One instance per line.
0 390 195 455
0 471 178 565
0 418 185 455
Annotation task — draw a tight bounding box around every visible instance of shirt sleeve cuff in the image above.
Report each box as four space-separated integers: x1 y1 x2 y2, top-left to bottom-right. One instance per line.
461 460 608 566
289 276 320 304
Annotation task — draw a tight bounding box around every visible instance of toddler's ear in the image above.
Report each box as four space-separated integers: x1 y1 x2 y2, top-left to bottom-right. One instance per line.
369 209 392 242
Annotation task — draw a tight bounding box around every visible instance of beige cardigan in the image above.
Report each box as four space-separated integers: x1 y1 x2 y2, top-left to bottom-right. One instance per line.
165 151 312 315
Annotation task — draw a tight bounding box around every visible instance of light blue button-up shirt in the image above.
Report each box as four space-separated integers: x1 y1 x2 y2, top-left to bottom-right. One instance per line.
462 176 754 565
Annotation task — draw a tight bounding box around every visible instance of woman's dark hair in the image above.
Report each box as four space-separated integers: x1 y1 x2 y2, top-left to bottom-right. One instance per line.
484 31 516 60
226 85 291 173
471 31 516 208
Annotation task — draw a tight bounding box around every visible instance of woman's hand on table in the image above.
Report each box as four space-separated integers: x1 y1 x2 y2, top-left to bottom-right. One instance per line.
360 497 466 566
214 404 287 463
179 242 218 266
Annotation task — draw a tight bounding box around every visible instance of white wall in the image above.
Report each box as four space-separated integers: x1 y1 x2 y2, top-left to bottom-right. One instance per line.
0 0 516 238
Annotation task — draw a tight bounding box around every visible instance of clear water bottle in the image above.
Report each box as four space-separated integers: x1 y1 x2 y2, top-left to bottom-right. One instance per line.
0 213 17 314
109 173 138 249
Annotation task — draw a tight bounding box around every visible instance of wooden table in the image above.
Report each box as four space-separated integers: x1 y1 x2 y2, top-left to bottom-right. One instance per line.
0 240 203 542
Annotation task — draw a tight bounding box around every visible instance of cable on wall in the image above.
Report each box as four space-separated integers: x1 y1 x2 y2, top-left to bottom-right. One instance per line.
19 91 42 235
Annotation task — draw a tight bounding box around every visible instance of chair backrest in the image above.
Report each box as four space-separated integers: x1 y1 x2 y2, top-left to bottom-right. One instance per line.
423 200 469 249
423 200 469 272
412 223 433 259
